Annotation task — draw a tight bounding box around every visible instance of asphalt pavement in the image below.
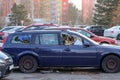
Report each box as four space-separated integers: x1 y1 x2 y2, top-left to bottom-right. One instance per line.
2 68 120 80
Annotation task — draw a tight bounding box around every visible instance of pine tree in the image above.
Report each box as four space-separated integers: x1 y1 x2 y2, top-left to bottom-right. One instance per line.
9 3 30 26
93 0 120 27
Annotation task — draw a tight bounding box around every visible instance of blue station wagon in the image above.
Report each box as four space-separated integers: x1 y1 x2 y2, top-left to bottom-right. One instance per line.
2 30 120 73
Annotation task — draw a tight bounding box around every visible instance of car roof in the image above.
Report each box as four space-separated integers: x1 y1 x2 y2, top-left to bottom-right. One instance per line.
112 26 120 28
14 30 64 34
86 25 104 27
44 26 82 30
27 23 57 26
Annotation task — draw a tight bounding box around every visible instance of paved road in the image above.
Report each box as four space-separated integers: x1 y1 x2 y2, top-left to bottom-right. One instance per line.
2 68 120 80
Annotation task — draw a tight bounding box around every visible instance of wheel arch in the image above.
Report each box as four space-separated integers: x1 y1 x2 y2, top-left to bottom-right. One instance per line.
117 33 120 40
100 41 109 44
17 51 40 66
100 53 120 67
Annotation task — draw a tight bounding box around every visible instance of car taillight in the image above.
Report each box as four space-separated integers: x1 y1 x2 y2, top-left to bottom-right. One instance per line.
2 36 8 43
0 47 2 51
0 36 8 51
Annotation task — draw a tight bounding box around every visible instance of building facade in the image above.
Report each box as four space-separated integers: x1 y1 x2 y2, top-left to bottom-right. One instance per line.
62 0 68 25
0 0 14 17
0 0 68 25
82 0 93 24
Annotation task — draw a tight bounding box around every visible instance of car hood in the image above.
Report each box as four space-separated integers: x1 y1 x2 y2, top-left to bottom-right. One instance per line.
0 51 10 60
98 44 120 50
99 36 114 40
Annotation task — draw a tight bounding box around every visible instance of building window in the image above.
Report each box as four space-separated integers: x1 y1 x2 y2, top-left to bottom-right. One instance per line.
63 2 66 5
64 12 66 15
64 7 66 10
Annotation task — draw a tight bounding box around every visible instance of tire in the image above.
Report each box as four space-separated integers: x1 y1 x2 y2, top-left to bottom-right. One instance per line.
117 34 120 40
101 55 120 73
19 55 38 73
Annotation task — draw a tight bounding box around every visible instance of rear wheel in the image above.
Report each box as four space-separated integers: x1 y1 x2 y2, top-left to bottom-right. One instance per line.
117 34 120 40
19 55 38 73
101 55 120 73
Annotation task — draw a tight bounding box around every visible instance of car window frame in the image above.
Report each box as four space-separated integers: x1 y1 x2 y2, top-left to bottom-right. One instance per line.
10 33 32 45
34 33 60 45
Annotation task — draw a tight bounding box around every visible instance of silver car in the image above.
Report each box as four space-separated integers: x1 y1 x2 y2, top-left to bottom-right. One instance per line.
104 26 120 40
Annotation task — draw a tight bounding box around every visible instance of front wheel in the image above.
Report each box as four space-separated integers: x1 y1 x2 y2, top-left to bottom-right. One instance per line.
101 55 120 73
19 55 38 73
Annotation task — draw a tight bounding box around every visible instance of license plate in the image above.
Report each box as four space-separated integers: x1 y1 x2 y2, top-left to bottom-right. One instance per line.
10 65 14 70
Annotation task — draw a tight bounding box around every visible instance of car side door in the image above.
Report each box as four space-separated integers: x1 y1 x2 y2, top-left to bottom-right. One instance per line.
32 32 63 66
61 33 98 66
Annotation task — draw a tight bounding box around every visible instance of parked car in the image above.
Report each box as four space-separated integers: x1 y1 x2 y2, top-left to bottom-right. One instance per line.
104 26 120 40
0 26 15 32
0 26 25 39
0 26 16 41
21 23 57 31
45 27 117 45
0 51 13 79
2 30 120 73
84 25 106 36
2 26 25 37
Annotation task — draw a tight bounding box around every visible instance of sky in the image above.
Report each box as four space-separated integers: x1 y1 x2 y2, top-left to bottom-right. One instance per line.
69 0 82 10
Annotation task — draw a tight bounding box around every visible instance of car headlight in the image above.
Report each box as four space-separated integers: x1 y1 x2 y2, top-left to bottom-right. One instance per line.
0 59 6 66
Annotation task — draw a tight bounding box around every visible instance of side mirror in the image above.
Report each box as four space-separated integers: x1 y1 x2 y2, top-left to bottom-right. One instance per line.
90 35 94 38
83 40 90 47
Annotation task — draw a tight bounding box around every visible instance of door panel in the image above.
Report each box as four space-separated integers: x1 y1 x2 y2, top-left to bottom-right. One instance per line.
33 33 63 66
35 45 63 66
62 45 98 66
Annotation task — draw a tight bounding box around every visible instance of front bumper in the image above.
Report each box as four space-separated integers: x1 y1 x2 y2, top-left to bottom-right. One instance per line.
0 63 13 78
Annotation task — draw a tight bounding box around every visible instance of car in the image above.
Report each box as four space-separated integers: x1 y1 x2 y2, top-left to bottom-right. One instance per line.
2 30 120 73
104 26 120 40
0 26 16 32
0 26 16 42
0 51 13 79
45 27 117 45
84 25 106 36
21 23 57 31
2 26 25 36
0 26 25 39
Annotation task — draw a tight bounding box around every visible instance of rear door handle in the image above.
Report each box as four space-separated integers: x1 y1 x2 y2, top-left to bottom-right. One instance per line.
64 48 71 51
34 47 40 50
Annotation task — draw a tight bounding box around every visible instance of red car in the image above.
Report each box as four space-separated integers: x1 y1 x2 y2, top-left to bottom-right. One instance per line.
45 27 117 45
22 23 57 31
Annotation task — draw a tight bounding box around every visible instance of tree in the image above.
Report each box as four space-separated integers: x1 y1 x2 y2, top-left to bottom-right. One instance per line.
93 0 120 27
68 3 81 26
112 4 120 25
9 3 30 26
